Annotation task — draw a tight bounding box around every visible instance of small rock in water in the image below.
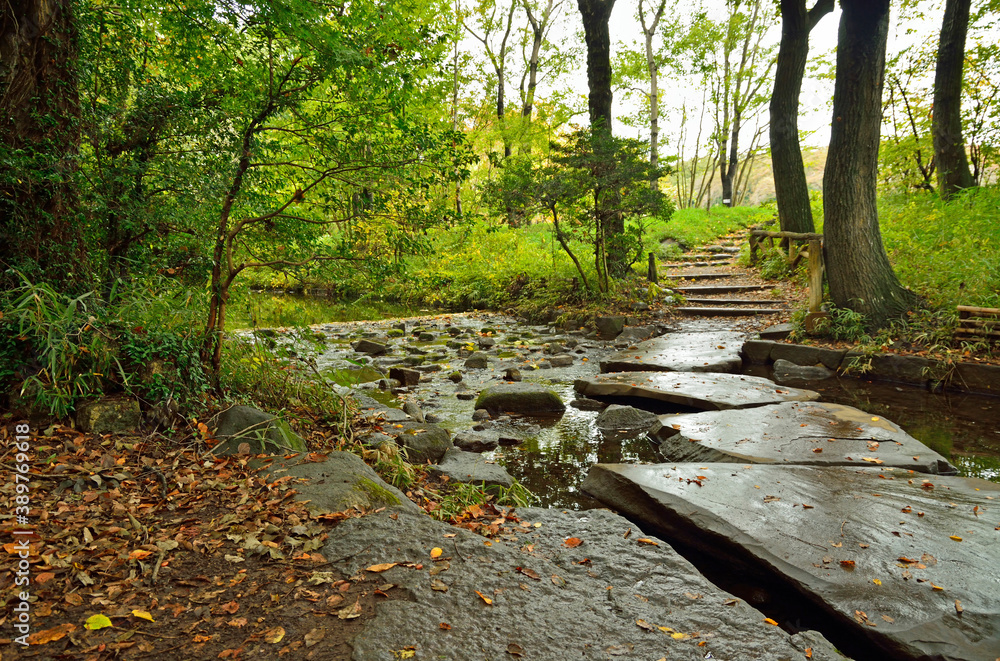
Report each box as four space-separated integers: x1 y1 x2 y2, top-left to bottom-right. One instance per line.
464 353 489 368
549 355 574 367
471 409 490 421
402 401 424 423
503 368 522 382
448 371 463 383
571 398 607 411
456 392 477 401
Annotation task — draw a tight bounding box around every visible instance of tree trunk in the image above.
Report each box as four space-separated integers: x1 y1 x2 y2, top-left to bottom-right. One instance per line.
932 0 975 200
577 0 615 134
770 0 833 233
824 0 916 328
639 0 666 191
0 0 84 283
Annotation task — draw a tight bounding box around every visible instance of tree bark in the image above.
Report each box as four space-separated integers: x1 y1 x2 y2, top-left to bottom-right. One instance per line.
770 0 833 233
932 0 975 200
577 0 615 134
823 0 916 328
0 0 84 283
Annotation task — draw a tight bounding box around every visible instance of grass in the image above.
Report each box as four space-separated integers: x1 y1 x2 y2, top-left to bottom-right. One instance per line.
880 187 1000 309
638 205 776 250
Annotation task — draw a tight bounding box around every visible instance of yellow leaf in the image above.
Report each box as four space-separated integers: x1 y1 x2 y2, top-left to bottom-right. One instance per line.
872 579 882 586
367 562 398 572
264 626 285 643
636 538 659 546
396 651 416 659
949 536 962 542
84 614 112 630
763 618 779 626
670 632 689 639
131 610 154 622
932 584 944 591
475 590 493 605
430 547 443 558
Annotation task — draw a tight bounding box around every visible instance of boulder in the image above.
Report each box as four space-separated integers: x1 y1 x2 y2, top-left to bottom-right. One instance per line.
353 339 388 355
773 358 835 384
264 450 418 513
430 448 514 488
385 421 451 464
389 366 420 387
323 508 845 661
595 405 658 432
474 383 565 416
502 367 522 382
471 409 490 421
464 352 489 369
601 331 744 373
212 405 308 455
741 339 777 364
655 401 956 474
583 463 1000 661
478 337 496 349
615 325 657 345
759 322 794 340
595 315 625 340
574 372 819 411
75 398 142 434
401 401 424 423
453 431 500 452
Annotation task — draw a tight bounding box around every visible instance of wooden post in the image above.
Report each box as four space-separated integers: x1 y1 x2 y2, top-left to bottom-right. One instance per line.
804 238 827 333
749 232 758 265
647 252 658 283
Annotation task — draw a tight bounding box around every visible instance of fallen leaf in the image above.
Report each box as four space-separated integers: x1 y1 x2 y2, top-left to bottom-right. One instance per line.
881 614 895 623
506 642 524 657
563 537 584 548
805 648 813 659
337 598 362 619
439 622 451 630
430 547 443 559
763 618 779 626
84 614 112 630
551 574 567 587
812 448 823 453
873 579 882 586
264 626 285 644
932 584 944 591
949 535 963 542
636 619 656 632
367 562 398 572
516 566 541 580
861 457 884 464
636 538 659 546
724 599 740 606
955 600 963 614
839 560 856 569
304 628 326 647
430 579 449 592
131 610 154 622
802 504 814 509
27 623 76 645
128 549 153 561
475 590 493 605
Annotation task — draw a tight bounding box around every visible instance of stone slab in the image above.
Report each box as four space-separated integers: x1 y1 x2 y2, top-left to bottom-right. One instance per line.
322 507 844 661
582 463 1000 661
575 371 819 411
600 332 745 374
429 448 514 487
656 401 957 474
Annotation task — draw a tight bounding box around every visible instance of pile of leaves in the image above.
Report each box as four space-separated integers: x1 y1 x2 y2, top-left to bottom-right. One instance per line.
0 423 413 660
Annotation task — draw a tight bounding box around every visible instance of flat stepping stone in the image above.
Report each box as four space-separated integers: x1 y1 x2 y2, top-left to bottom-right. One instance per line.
575 372 819 411
675 284 771 295
583 463 1000 661
656 401 957 474
677 307 785 316
600 331 744 373
323 507 844 661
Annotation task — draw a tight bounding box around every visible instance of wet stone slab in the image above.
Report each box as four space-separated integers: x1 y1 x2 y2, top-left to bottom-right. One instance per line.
582 463 1000 661
600 331 745 373
656 401 957 474
322 507 845 661
574 371 819 411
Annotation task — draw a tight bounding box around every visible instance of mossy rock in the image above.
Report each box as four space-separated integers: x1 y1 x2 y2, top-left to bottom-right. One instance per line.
474 383 565 416
212 405 308 456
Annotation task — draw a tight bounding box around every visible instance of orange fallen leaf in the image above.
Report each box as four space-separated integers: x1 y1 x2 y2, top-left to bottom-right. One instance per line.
949 535 962 542
430 547 443 559
563 537 583 548
367 562 398 572
636 538 659 546
839 560 855 569
27 623 76 645
475 590 492 605
763 618 779 626
439 622 451 630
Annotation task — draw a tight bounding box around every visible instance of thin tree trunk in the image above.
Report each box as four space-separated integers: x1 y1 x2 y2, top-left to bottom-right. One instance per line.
933 0 975 200
639 0 667 191
824 0 916 328
453 0 463 215
770 0 833 233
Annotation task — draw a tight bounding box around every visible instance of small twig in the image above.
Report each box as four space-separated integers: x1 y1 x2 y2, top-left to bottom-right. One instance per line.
150 549 167 583
840 520 848 537
131 630 181 640
309 543 372 569
452 537 465 563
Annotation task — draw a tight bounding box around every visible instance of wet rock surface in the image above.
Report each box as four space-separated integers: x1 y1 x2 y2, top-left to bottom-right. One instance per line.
655 401 957 474
582 463 1000 661
773 358 835 384
323 507 845 661
474 382 566 415
430 447 514 487
601 331 745 373
575 371 820 410
385 421 452 464
595 404 659 432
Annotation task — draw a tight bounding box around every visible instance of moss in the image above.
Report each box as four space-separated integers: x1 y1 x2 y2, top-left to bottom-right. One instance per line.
353 477 402 506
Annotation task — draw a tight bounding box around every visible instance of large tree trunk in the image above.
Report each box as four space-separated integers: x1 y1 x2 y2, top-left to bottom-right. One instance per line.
577 0 614 134
824 0 916 328
770 0 833 233
932 0 975 200
0 0 84 283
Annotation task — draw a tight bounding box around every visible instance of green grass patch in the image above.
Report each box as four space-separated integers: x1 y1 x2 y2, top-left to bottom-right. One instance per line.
880 188 1000 309
640 205 776 249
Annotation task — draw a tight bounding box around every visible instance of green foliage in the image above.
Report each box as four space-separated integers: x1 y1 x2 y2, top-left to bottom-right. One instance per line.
880 187 1000 309
644 205 772 248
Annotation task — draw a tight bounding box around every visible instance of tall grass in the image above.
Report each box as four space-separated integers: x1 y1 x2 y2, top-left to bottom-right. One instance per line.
639 205 776 249
880 187 1000 309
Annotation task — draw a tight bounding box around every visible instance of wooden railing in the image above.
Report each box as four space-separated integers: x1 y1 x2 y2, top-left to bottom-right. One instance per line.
956 306 1000 344
748 229 825 322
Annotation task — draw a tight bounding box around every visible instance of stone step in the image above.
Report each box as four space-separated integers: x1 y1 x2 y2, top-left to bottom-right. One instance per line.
678 253 732 261
664 260 735 268
677 306 785 316
665 272 731 280
683 297 786 306
675 284 772 295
